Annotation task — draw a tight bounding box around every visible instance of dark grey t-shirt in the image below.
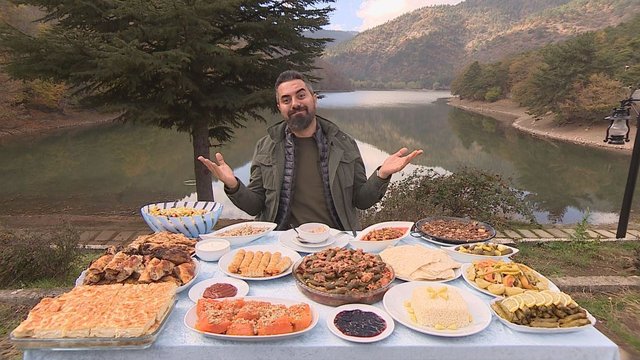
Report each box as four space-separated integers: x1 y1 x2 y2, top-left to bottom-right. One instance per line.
290 137 338 228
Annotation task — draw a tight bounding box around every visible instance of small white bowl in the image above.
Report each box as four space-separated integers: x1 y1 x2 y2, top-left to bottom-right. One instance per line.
350 221 413 253
297 223 331 244
195 239 230 262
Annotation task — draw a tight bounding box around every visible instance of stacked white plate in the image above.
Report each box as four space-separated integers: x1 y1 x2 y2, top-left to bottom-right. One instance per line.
278 229 351 253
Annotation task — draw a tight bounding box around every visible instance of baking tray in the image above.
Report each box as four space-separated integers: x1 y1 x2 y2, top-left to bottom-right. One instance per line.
10 296 175 350
411 216 496 245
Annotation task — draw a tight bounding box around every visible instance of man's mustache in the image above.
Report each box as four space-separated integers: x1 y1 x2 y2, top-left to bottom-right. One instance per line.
288 105 307 116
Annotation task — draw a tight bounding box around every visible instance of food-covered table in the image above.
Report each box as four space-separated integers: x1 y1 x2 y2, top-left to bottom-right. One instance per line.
24 232 620 360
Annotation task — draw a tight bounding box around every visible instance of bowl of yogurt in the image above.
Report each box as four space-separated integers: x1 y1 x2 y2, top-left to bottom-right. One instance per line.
196 239 231 261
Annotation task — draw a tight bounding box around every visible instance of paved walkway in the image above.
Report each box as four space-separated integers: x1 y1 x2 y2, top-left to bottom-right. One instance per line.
75 225 640 249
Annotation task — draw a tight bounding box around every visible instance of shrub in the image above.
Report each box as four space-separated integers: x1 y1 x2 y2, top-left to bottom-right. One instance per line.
0 223 81 287
360 167 535 229
484 86 502 102
13 79 67 113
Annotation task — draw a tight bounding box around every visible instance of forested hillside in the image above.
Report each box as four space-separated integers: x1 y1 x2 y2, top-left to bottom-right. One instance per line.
451 13 640 124
322 0 640 88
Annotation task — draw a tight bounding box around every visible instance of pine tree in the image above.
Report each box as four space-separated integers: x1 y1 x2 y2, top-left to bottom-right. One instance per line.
0 0 334 200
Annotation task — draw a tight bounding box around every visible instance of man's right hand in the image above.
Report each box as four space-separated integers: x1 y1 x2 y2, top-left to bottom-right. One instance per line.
198 153 239 190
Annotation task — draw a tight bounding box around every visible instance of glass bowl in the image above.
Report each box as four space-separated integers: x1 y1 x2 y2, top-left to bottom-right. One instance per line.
292 257 395 307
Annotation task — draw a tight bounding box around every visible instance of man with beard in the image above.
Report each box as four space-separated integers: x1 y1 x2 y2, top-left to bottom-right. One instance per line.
198 70 422 231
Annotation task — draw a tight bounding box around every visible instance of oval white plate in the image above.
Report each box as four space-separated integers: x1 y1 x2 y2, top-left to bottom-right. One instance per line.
278 229 350 253
188 277 249 303
461 262 559 298
350 221 414 253
203 221 277 247
383 282 492 337
184 296 318 341
443 243 519 263
75 258 199 293
326 304 395 343
490 298 596 333
395 267 462 283
218 245 302 280
355 221 414 242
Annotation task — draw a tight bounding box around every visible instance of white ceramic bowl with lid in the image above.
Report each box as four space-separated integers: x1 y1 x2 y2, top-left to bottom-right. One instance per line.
196 239 231 261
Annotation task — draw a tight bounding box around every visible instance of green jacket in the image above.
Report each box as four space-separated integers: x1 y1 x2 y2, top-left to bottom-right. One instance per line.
226 117 390 230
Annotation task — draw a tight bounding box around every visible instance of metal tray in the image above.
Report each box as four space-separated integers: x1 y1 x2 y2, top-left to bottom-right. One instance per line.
412 216 496 245
10 296 175 350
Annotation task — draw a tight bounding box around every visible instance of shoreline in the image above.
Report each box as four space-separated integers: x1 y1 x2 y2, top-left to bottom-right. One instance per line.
0 109 116 144
447 98 634 154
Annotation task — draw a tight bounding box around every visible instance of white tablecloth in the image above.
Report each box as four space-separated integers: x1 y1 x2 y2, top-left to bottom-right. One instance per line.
24 231 620 360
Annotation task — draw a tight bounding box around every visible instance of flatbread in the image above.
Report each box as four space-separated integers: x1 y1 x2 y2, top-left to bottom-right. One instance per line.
380 245 461 281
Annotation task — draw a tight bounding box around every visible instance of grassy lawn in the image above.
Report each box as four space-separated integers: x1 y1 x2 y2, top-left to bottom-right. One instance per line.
0 303 29 360
570 290 640 358
513 240 640 277
0 250 102 290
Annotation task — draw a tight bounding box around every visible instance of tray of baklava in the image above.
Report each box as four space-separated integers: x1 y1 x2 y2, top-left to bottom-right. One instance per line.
10 282 177 350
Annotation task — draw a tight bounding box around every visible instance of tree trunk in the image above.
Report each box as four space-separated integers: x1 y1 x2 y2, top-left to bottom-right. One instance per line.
192 118 214 201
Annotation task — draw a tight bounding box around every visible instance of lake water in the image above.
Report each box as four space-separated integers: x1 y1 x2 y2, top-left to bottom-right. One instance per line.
0 90 632 224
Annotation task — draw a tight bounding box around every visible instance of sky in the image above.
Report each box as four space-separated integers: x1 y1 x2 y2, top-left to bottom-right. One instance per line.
326 0 465 31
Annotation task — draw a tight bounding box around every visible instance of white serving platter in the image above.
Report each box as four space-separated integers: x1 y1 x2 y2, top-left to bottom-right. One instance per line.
394 266 462 283
217 244 301 280
350 221 414 253
183 296 318 341
460 262 559 298
75 258 199 293
442 243 519 263
202 221 277 247
382 282 492 337
490 298 596 333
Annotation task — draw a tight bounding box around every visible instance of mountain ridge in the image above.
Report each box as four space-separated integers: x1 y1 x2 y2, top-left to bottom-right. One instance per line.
322 0 640 87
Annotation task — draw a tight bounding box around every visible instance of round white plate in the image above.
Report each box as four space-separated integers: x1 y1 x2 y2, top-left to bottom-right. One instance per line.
218 244 302 280
188 277 250 302
291 235 336 248
383 282 492 337
395 267 462 283
184 296 319 341
202 221 277 247
442 243 519 263
326 304 394 343
75 258 199 293
490 298 596 333
461 263 559 298
278 229 350 253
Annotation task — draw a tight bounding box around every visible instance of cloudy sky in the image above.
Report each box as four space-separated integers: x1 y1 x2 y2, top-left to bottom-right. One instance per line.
327 0 464 31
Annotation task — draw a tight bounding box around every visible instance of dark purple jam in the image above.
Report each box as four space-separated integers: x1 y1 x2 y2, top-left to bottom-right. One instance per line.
334 309 386 337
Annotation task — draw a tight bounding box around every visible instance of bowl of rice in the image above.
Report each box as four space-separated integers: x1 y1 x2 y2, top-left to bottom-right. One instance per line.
140 201 223 239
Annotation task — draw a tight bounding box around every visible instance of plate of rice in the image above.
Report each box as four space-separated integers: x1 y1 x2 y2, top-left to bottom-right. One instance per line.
382 282 491 337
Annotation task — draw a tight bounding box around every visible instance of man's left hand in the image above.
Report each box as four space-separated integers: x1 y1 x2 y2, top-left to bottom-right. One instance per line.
378 147 424 179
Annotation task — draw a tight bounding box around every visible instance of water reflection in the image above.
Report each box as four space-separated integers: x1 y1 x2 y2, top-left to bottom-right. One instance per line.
0 90 632 224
